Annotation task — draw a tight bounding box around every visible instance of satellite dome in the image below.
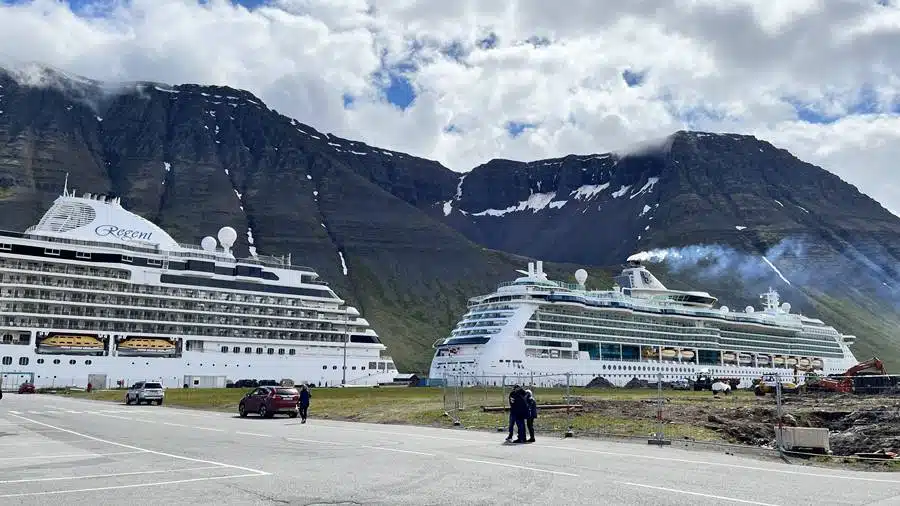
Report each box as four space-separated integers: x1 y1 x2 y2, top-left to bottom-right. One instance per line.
719 306 730 313
217 226 237 248
574 269 588 286
745 306 755 313
781 302 791 313
200 236 217 252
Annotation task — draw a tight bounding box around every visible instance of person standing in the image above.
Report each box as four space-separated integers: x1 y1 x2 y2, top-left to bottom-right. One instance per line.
511 386 528 443
504 385 520 443
524 389 537 443
298 384 311 423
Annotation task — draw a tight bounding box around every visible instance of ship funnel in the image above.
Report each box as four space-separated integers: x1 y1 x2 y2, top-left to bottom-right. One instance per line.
527 262 534 276
536 260 543 276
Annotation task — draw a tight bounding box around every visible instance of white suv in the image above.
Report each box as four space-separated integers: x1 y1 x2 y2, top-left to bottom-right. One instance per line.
125 381 165 405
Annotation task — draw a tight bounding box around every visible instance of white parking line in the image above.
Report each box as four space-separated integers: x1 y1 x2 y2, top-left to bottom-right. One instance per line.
361 445 435 456
0 473 265 498
284 437 347 446
540 445 900 484
235 431 272 437
623 482 782 506
0 450 145 462
458 458 580 477
0 466 223 484
9 414 269 475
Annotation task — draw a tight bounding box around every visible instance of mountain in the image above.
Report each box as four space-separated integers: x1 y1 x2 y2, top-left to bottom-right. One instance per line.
1 64 900 371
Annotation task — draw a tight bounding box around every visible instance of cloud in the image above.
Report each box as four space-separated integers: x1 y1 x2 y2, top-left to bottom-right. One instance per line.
2 0 900 214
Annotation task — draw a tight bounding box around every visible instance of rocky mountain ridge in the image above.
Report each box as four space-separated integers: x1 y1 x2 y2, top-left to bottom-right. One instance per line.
2 64 900 371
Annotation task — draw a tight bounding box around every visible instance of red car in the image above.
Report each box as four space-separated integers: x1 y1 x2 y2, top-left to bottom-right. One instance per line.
238 386 299 418
18 383 35 394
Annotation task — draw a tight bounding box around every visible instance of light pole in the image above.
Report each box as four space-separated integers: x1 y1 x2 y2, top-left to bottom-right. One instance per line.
341 333 348 386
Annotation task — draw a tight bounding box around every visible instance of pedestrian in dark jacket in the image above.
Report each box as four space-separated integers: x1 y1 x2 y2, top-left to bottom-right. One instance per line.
505 385 521 442
299 384 311 423
507 386 529 443
524 389 537 443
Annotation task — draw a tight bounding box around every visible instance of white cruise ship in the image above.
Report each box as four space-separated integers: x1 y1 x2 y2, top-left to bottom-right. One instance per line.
0 184 396 390
429 260 859 387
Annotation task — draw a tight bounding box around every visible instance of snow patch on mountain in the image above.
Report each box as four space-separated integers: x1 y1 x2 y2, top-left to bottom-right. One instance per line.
473 192 557 217
570 183 610 200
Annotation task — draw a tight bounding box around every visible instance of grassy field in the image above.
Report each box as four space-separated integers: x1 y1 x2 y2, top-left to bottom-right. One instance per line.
58 385 755 441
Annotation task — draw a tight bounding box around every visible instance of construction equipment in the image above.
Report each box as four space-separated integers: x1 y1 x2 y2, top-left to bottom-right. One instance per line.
809 357 887 394
754 374 800 396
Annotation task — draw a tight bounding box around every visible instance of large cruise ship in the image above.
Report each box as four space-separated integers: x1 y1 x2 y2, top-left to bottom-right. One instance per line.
0 184 396 390
429 260 859 387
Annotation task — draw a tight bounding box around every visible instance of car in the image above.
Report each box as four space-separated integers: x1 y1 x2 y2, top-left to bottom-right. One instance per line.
233 379 258 388
258 379 278 387
125 381 165 405
238 386 299 418
18 382 35 394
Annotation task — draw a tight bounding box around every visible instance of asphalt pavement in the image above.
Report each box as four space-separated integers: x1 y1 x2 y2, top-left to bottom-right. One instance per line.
1 393 899 505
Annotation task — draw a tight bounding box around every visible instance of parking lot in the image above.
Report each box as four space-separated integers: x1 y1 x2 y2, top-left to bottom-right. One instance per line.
3 393 900 505
0 401 268 504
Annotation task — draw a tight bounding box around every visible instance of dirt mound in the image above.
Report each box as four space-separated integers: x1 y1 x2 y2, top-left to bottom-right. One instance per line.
586 376 615 389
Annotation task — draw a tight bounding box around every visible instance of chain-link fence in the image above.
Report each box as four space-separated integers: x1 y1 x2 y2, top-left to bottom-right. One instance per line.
441 370 900 462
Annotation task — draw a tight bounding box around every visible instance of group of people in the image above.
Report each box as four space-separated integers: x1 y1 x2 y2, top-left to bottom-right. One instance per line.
505 384 537 443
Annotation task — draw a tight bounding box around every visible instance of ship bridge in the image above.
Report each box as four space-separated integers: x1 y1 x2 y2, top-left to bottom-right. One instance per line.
615 261 717 307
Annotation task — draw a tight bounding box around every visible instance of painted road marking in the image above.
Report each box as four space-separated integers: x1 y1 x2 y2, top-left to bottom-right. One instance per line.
9 414 270 475
0 473 265 498
0 466 223 484
235 431 272 437
623 482 783 506
540 445 900 484
0 450 145 462
458 458 579 477
361 445 435 456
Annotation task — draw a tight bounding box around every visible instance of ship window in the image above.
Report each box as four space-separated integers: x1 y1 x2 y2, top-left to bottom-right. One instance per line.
233 347 240 353
267 348 274 355
76 251 91 259
369 361 377 369
1 356 10 365
221 346 228 353
69 359 76 365
322 365 327 370
148 258 162 266
18 357 28 366
122 255 133 263
256 347 263 354
352 366 357 370
288 349 296 356
85 360 92 365
333 366 337 370
244 347 252 354
53 359 60 364
44 248 60 256
0 243 10 251
37 358 44 364
278 349 285 355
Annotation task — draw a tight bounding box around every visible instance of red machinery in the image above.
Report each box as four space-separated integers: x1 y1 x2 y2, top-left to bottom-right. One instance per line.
813 357 886 393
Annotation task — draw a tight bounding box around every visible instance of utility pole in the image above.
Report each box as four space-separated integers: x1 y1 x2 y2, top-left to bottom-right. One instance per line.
341 333 348 386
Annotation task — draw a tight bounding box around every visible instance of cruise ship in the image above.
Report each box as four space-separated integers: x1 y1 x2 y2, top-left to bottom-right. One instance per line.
429 260 859 387
0 184 396 390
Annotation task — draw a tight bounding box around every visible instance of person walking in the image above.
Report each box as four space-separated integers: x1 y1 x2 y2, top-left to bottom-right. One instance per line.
298 383 311 423
524 389 537 443
511 386 529 443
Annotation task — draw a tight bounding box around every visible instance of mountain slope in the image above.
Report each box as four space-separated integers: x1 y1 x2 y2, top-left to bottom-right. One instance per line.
2 65 900 371
0 66 610 373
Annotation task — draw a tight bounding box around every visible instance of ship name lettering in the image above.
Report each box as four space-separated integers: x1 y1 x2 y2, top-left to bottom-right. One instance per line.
94 225 153 241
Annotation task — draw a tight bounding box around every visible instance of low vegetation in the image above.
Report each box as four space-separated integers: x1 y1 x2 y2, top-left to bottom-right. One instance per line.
60 385 747 441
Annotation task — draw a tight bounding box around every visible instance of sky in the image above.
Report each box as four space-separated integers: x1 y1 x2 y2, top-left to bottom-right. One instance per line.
2 0 900 213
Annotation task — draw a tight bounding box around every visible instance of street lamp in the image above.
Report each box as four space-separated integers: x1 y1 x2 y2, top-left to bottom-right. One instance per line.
341 332 348 386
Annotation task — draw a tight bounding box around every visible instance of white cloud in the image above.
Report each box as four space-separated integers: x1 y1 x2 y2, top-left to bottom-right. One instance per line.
2 0 900 213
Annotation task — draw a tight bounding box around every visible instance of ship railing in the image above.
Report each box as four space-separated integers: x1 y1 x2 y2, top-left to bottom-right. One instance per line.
2 229 318 273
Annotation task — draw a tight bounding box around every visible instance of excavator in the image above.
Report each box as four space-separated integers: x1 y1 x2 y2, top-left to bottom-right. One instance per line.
807 357 887 394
